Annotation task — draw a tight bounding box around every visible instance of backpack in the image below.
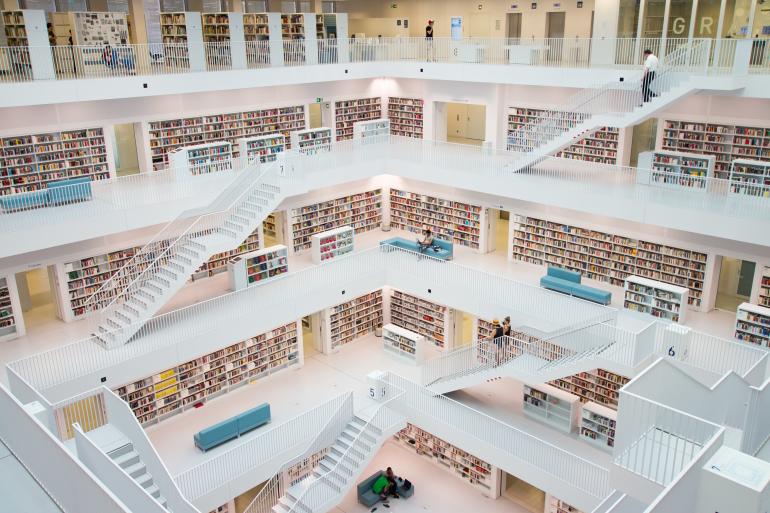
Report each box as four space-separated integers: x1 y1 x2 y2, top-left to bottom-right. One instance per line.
402 479 412 491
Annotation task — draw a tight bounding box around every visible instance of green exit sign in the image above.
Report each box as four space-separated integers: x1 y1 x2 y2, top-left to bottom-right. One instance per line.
316 97 323 103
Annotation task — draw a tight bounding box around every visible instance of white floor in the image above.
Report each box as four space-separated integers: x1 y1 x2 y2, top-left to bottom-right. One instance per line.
330 440 532 513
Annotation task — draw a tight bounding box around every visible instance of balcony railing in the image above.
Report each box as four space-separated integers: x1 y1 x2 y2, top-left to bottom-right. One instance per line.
0 37 766 85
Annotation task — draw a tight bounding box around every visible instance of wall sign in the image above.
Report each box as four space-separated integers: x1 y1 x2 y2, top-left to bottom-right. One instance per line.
531 2 537 8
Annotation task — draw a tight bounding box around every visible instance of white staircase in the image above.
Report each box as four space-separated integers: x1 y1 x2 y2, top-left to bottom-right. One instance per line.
85 161 290 348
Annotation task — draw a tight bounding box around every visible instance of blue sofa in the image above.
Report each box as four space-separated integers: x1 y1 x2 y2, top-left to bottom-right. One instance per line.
380 236 453 260
357 471 415 507
0 177 92 212
194 403 271 451
540 266 612 305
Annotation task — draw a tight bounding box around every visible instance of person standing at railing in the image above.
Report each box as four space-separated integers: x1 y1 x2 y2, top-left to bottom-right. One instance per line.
486 319 505 366
425 20 434 62
641 49 659 103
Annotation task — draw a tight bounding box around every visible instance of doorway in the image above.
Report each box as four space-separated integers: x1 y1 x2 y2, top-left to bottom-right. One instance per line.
308 101 332 129
263 211 285 247
503 473 545 513
506 13 522 39
114 124 139 176
303 312 324 357
486 208 510 255
443 102 486 146
545 12 565 62
14 266 59 330
716 257 755 311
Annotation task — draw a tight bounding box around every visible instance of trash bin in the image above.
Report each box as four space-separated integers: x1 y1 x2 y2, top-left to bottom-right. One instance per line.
375 326 383 337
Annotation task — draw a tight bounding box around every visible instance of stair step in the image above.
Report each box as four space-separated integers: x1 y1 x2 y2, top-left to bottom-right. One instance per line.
145 483 161 498
188 241 207 251
126 297 148 310
224 220 245 232
313 468 346 485
157 268 177 280
123 461 147 478
135 472 154 488
177 246 199 258
231 214 251 225
112 450 140 468
342 427 375 444
219 227 238 239
148 275 171 288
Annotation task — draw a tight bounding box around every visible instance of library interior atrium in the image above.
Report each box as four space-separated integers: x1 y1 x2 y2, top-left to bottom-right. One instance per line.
1 0 770 512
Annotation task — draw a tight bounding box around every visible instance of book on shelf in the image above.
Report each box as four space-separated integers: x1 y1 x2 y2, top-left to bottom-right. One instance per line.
579 401 617 451
238 134 286 163
353 118 390 142
390 189 482 249
0 275 21 341
728 159 770 198
382 323 425 364
227 244 289 290
334 97 382 141
311 226 354 264
387 97 424 139
284 448 329 486
168 141 233 177
511 214 708 309
290 189 381 253
394 423 500 498
114 321 300 425
547 496 585 513
325 290 383 351
735 302 770 348
290 127 332 155
623 275 689 324
390 290 449 349
638 149 715 190
548 368 630 410
760 267 770 308
522 382 580 433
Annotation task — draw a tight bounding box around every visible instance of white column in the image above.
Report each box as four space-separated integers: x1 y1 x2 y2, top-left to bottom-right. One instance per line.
267 12 284 66
303 12 318 65
336 13 349 63
295 319 305 366
590 0 621 66
185 12 206 72
228 13 247 69
23 10 56 80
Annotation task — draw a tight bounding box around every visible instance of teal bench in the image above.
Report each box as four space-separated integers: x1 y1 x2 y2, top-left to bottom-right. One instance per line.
358 470 414 507
193 403 271 451
380 236 453 260
540 266 612 305
0 177 92 213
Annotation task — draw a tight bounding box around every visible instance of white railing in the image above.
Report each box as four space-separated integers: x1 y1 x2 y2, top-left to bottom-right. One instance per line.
740 376 770 456
242 392 353 513
613 390 722 486
174 393 352 502
382 372 612 500
1 37 767 84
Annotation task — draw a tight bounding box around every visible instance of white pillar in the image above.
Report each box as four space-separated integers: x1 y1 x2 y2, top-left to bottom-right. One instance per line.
267 12 284 66
303 12 319 65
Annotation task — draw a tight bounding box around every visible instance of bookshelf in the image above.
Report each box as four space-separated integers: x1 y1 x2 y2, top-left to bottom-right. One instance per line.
383 323 425 364
160 12 204 70
2 10 32 46
549 369 630 410
728 159 770 197
760 267 770 308
507 107 620 164
161 12 193 43
1 10 53 80
735 302 770 348
239 134 285 164
522 383 580 433
511 214 709 308
394 423 501 498
193 227 261 280
390 189 482 249
353 118 390 142
638 150 715 190
281 13 305 39
143 104 305 171
387 97 424 138
168 141 233 177
290 127 332 155
209 503 231 513
227 245 288 291
324 290 383 351
114 321 300 425
547 496 585 513
243 13 271 41
263 212 279 241
623 275 689 324
334 97 382 141
659 118 770 179
389 290 450 349
0 127 113 196
202 12 244 42
579 401 617 452
289 189 381 253
0 275 23 342
311 226 354 264
285 448 329 487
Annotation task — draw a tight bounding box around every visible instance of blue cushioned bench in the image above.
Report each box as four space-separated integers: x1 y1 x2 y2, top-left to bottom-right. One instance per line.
540 266 612 305
194 403 271 451
379 236 453 260
0 177 92 213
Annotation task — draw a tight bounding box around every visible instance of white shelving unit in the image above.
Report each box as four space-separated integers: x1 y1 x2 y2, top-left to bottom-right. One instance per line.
168 141 233 177
289 189 381 253
549 369 630 410
395 423 501 498
114 321 301 425
334 97 382 141
227 244 288 291
202 12 246 69
160 12 205 71
387 97 424 138
1 10 54 80
284 448 329 487
0 127 114 196
389 289 451 350
735 302 770 348
522 383 580 433
0 274 24 342
638 150 715 190
353 118 390 142
623 275 689 324
382 323 424 365
239 134 285 164
511 214 709 309
390 189 482 249
579 401 617 452
311 226 354 264
323 290 383 352
546 495 585 513
192 227 261 280
760 267 770 309
729 159 770 197
290 127 332 155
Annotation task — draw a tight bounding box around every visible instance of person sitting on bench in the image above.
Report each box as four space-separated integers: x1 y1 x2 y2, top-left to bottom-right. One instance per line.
380 467 399 500
417 229 434 253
